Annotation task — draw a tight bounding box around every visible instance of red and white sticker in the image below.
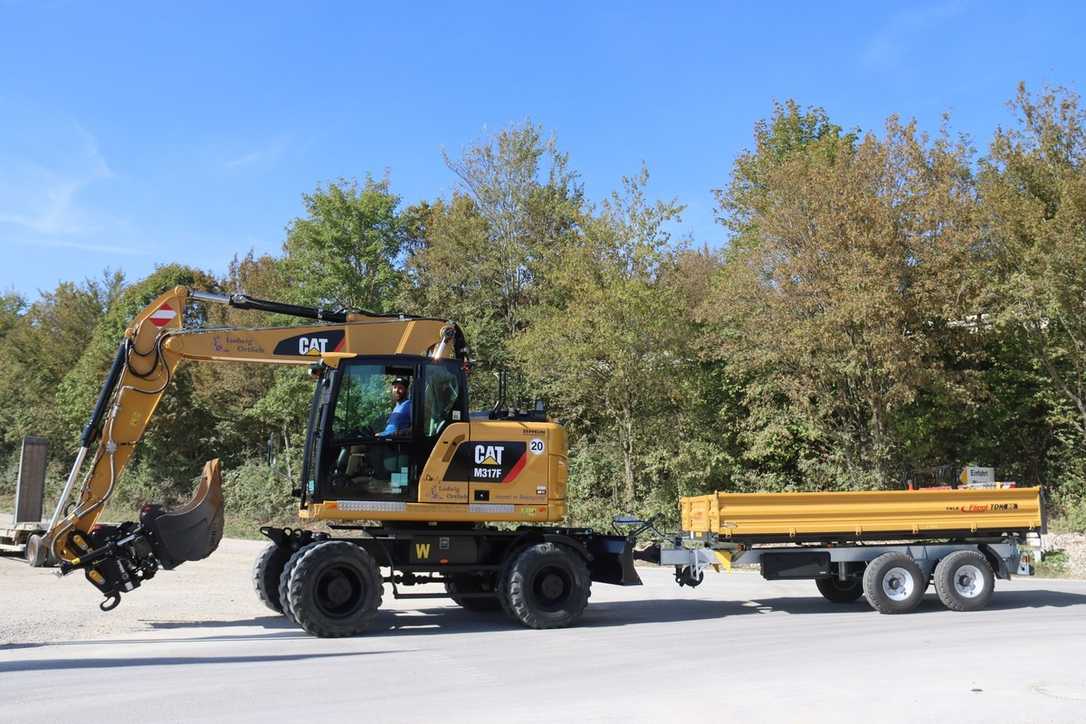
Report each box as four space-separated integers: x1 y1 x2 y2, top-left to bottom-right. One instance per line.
149 303 177 327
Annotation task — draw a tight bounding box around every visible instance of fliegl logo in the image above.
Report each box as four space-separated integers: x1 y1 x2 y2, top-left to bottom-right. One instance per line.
272 330 346 357
473 445 505 479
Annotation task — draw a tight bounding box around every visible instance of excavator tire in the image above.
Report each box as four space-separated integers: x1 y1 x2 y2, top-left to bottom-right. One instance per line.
502 542 591 630
279 541 323 625
287 541 383 638
253 543 292 614
445 573 502 612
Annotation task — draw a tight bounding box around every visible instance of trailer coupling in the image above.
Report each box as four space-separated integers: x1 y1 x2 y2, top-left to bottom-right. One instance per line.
55 459 224 611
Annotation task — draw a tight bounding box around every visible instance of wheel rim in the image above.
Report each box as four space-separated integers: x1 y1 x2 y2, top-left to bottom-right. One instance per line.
315 565 364 618
953 564 985 598
881 566 916 601
533 565 572 611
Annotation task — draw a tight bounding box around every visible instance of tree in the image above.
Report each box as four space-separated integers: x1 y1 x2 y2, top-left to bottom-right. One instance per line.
708 103 982 486
980 84 1086 451
406 122 584 405
514 167 687 513
282 177 409 312
0 272 123 449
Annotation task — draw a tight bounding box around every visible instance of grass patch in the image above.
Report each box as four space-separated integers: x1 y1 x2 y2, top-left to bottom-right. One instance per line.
1036 549 1070 578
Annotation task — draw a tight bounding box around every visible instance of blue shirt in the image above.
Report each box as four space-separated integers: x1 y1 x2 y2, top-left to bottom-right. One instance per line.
380 399 412 436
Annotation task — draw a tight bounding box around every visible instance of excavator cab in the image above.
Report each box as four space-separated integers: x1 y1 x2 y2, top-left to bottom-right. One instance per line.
305 356 468 504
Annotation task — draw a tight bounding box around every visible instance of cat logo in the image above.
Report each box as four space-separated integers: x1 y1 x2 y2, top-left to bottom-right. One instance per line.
473 445 505 479
474 445 504 465
273 330 346 357
299 337 329 355
415 543 431 559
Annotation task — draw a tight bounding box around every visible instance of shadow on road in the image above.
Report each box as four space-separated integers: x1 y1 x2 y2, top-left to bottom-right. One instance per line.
8 588 1085 651
0 650 397 673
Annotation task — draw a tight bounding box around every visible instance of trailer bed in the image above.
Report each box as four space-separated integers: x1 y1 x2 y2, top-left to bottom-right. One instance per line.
680 486 1043 543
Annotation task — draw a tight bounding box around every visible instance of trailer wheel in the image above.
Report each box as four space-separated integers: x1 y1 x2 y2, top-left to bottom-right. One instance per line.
445 574 502 612
278 541 322 624
934 550 994 612
288 541 383 638
253 543 291 614
862 552 926 614
503 542 590 629
25 534 49 568
815 576 864 603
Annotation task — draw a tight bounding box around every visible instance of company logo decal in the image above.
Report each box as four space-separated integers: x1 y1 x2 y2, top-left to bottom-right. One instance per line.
273 330 346 356
444 442 527 483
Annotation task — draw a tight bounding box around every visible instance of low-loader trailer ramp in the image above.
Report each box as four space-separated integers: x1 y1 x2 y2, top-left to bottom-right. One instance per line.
659 486 1044 614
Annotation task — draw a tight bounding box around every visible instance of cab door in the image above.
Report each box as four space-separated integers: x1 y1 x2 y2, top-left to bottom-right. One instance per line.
320 358 419 501
416 359 470 504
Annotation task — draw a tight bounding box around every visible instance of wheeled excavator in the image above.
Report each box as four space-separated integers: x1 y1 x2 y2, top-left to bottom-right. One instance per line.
29 287 640 637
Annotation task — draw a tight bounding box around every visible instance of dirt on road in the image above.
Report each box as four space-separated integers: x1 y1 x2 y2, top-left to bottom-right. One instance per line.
1 538 272 645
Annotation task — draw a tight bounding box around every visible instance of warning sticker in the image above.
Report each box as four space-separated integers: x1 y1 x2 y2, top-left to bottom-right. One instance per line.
149 303 176 328
528 438 545 455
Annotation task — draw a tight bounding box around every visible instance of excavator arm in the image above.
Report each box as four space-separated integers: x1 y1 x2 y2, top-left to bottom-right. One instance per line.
31 286 466 610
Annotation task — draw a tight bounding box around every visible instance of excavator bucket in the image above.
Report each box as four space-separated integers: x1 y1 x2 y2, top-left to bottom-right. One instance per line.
58 459 226 610
140 459 225 569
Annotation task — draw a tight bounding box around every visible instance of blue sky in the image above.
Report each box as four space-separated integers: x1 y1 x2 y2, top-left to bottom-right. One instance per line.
1 1 1082 299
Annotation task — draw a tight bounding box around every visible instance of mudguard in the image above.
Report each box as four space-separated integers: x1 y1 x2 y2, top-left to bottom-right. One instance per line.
585 534 642 586
140 459 225 569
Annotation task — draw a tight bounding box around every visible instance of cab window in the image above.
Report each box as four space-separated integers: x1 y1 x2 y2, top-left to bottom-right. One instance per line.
333 365 412 439
422 363 461 438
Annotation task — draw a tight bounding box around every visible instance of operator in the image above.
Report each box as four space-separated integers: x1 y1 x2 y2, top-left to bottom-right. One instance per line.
378 376 412 437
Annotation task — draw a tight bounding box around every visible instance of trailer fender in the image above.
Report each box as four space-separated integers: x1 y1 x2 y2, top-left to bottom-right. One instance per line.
978 543 1013 580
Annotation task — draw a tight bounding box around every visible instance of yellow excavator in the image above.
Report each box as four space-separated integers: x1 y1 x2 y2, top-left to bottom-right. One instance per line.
28 287 639 637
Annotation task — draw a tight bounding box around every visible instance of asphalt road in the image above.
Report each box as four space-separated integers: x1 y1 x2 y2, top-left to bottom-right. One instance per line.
2 539 1085 723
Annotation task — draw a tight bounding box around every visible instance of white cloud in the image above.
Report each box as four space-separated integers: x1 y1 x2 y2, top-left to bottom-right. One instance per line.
1 237 148 256
223 137 288 169
0 118 116 237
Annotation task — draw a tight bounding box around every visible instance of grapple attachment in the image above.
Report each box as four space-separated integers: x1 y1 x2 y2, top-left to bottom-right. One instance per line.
59 459 225 610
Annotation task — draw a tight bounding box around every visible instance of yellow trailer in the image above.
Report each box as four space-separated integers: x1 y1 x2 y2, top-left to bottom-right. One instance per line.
654 486 1045 615
680 486 1043 542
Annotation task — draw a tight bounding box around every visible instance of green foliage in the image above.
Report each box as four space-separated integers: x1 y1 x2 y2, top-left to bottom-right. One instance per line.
283 177 408 312
3 88 1086 537
1036 549 1070 578
405 121 584 405
979 84 1086 457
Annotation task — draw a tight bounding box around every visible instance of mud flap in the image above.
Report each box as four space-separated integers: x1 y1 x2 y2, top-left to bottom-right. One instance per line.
586 534 642 586
140 459 225 569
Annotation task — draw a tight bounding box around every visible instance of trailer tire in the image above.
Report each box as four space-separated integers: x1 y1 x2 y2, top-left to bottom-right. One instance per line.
253 543 291 614
815 576 864 603
934 550 994 612
863 552 926 614
445 574 503 612
25 534 49 568
503 542 590 629
278 541 322 624
288 541 383 638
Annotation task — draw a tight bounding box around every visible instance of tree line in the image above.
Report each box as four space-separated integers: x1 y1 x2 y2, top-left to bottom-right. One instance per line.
2 83 1084 531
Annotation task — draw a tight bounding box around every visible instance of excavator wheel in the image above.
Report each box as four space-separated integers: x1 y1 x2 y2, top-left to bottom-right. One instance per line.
502 542 591 630
445 573 502 612
253 543 292 614
279 541 323 625
287 541 383 638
